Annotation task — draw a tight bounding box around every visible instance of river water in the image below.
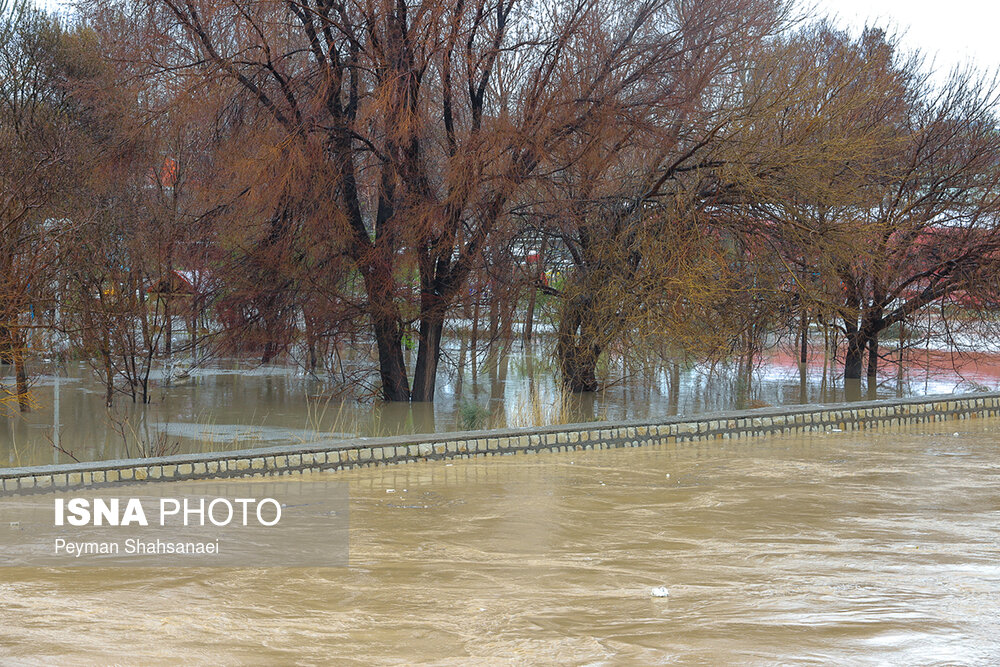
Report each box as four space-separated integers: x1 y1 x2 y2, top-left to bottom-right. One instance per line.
3 418 999 664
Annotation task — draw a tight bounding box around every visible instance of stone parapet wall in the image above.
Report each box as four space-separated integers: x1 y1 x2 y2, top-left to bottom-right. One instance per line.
3 392 999 494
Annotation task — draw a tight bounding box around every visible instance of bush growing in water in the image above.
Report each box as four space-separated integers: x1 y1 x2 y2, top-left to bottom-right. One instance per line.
459 402 491 430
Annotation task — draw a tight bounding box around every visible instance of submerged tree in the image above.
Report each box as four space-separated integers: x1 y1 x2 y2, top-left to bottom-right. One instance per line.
90 0 772 401
7 0 995 411
0 0 100 410
742 26 1000 382
520 0 788 390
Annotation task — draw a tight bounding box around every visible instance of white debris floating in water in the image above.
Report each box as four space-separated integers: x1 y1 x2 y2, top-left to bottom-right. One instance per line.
650 586 670 598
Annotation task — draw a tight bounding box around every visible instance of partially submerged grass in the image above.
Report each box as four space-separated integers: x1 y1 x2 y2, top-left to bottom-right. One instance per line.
458 388 608 431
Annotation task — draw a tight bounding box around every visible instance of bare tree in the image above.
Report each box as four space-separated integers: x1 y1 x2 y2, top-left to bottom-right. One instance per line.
517 0 788 390
742 26 1000 382
0 0 92 410
88 0 760 401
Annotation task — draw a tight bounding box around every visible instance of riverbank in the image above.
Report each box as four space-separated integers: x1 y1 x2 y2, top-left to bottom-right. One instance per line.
3 391 999 494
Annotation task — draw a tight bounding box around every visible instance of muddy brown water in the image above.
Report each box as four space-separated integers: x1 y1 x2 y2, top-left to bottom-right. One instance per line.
2 419 1000 665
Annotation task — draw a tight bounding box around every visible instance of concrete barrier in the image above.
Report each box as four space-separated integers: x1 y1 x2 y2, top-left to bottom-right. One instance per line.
3 391 999 494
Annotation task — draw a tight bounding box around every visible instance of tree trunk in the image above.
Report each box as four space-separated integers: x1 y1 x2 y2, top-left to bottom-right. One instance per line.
189 313 197 359
896 320 906 396
261 340 275 365
556 296 601 392
164 296 172 357
489 349 510 420
371 310 410 401
560 342 601 392
668 360 680 416
488 283 499 346
358 256 410 401
523 283 537 345
845 312 884 382
304 308 318 372
799 361 808 404
867 332 879 379
456 335 467 398
412 313 444 402
844 330 865 380
103 347 114 408
412 251 464 402
799 310 809 365
14 347 28 412
471 289 480 383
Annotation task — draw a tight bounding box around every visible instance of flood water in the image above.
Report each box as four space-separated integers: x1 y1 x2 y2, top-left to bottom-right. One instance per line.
4 340 1000 467
3 419 999 664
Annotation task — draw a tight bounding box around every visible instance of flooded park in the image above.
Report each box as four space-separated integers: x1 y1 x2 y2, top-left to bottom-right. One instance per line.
3 417 1000 664
4 338 1000 468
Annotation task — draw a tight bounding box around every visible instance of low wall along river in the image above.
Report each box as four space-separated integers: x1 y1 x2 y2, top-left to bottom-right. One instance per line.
3 391 1000 494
